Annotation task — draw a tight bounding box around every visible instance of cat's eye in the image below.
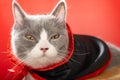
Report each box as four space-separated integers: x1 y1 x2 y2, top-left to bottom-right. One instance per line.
25 34 35 40
51 34 60 40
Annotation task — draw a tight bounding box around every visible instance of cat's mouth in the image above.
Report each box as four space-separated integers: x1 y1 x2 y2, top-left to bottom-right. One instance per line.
41 52 58 58
42 53 46 57
21 53 63 69
41 54 51 58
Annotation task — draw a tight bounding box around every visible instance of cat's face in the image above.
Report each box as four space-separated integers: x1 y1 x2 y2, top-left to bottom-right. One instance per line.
11 1 69 68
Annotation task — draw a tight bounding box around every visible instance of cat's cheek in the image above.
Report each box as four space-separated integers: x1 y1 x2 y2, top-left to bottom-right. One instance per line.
46 45 58 57
29 52 43 58
29 47 43 58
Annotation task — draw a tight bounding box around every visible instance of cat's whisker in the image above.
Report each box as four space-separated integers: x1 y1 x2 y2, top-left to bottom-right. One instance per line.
70 58 82 64
57 53 67 58
58 53 66 56
58 50 68 53
58 47 73 52
58 49 67 51
58 52 82 64
74 50 88 52
74 52 90 56
15 59 23 65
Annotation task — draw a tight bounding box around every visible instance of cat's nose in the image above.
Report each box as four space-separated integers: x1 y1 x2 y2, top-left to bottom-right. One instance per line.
40 48 49 53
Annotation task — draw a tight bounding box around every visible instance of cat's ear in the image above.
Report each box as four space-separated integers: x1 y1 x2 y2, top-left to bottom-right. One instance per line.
12 1 26 24
51 1 67 22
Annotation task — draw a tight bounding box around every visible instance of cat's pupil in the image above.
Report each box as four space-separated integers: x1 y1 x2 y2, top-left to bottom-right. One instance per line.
25 34 35 40
51 34 60 39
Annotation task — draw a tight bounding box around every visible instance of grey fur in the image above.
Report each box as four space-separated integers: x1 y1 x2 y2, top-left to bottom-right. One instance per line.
11 1 120 80
11 0 120 71
11 1 69 61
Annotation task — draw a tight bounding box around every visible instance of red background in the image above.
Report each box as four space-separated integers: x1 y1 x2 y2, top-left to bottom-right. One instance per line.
0 0 120 79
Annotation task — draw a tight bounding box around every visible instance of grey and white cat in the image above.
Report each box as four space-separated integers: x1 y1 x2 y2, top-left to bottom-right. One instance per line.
11 0 120 80
11 0 68 69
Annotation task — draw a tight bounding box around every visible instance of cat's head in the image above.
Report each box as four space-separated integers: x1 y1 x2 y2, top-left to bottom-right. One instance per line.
11 0 69 68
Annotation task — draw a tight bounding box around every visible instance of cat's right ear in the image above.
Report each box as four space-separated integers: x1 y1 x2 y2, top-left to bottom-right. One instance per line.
12 1 26 24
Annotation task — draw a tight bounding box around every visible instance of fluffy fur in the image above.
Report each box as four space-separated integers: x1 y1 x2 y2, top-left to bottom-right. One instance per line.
11 0 68 69
11 0 120 80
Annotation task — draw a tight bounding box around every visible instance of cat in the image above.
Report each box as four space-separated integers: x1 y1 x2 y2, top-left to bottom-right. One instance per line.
11 0 120 80
11 0 69 69
11 0 69 79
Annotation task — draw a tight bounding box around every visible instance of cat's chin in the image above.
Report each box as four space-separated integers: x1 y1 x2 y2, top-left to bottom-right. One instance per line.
22 56 65 69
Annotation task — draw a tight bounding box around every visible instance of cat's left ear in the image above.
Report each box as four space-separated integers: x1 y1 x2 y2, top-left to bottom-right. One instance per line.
51 0 67 22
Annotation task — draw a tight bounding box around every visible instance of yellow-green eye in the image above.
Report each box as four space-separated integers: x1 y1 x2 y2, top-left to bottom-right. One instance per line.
25 34 35 40
51 34 60 40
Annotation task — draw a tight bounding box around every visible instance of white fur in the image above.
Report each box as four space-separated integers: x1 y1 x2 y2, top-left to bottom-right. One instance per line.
12 1 67 79
14 7 22 23
26 14 55 21
40 29 48 40
57 7 66 22
22 29 63 69
11 28 19 57
51 0 67 22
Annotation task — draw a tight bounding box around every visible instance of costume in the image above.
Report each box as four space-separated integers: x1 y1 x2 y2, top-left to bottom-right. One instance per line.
8 24 111 80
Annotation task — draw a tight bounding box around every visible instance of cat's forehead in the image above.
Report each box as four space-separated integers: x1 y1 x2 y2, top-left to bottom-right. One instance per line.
26 15 55 25
25 14 65 32
26 15 55 21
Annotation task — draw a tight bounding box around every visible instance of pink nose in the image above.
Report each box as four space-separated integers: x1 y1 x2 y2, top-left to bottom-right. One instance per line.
40 48 49 53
